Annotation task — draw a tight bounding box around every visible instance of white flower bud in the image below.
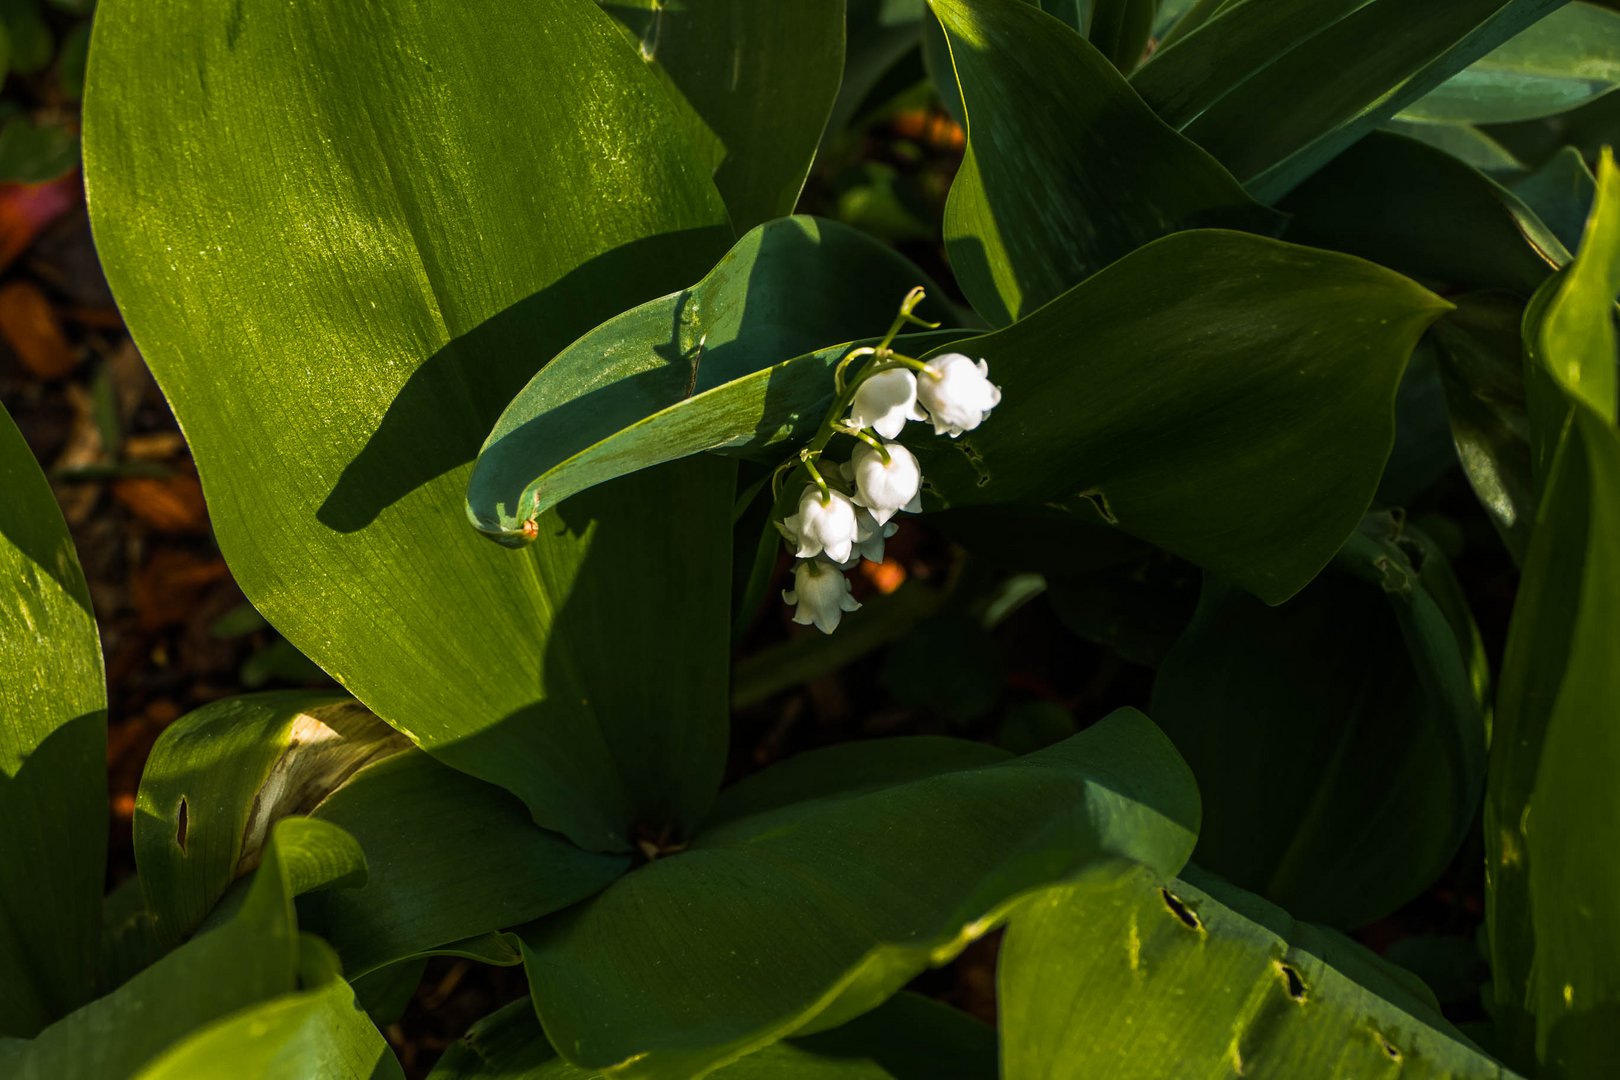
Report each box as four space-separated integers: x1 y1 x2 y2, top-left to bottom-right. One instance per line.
834 507 898 568
780 484 861 565
848 441 923 525
782 557 861 633
848 368 927 439
916 353 1002 438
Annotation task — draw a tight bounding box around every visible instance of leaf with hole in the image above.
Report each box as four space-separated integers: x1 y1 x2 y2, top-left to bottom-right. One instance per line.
999 864 1518 1077
134 692 408 945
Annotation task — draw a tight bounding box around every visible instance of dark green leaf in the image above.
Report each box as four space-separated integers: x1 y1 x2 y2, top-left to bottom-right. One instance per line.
1433 291 1538 562
1150 518 1487 927
86 0 740 853
0 116 80 184
0 401 105 1036
1000 864 1517 1077
428 992 994 1079
1381 119 1528 174
467 216 954 534
0 0 51 74
482 230 1445 606
930 0 1277 325
5 818 365 1078
910 231 1450 604
134 692 407 944
1512 145 1599 253
1281 130 1566 298
1082 0 1159 72
1132 0 1568 200
1400 3 1620 125
602 0 846 232
303 750 628 978
133 937 402 1080
523 710 1198 1077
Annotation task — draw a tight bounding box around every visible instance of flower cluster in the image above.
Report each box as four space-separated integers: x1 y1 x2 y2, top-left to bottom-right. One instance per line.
777 289 1001 633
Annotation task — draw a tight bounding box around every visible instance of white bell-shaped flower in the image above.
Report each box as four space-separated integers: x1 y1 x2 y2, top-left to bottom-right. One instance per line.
834 507 899 568
780 484 862 564
783 557 861 633
848 441 923 525
848 368 927 439
916 353 1002 438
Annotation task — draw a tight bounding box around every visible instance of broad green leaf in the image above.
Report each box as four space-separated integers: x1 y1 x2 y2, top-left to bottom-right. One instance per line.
1281 130 1567 298
1383 118 1528 173
1150 518 1487 927
4 818 365 1078
1433 292 1538 562
1001 864 1519 1078
1400 3 1620 125
931 0 1277 326
86 0 739 853
478 229 1445 606
1512 145 1599 254
429 992 994 1079
524 710 1198 1077
1131 0 1569 200
604 1 846 233
1488 407 1620 1076
1526 149 1620 426
909 231 1449 604
1081 0 1159 72
705 736 1010 827
134 692 408 944
0 401 105 1036
134 937 401 1080
301 749 628 977
467 216 954 533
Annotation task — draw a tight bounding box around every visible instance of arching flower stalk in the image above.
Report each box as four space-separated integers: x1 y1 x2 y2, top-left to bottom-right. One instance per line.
775 288 1003 633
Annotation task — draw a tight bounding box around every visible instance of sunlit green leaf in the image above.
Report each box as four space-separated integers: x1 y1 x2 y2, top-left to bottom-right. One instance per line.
604 0 846 232
133 937 401 1080
0 401 105 1036
4 819 365 1078
134 692 407 944
1000 864 1517 1078
86 0 740 853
